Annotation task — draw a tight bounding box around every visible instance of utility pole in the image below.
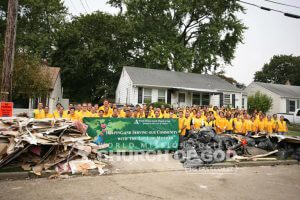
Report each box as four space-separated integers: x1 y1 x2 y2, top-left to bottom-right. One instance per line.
1 0 18 102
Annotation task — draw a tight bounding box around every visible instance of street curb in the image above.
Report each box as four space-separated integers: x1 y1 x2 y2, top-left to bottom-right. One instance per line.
0 160 299 181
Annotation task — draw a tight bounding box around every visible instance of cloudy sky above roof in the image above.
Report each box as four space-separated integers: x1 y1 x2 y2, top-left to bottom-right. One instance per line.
64 0 300 86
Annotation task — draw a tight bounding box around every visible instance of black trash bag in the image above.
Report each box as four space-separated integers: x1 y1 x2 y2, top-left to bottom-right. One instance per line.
257 138 276 151
292 154 300 161
245 137 256 147
276 149 293 160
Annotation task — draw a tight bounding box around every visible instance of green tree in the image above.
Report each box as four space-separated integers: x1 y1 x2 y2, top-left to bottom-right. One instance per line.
254 55 300 86
50 12 134 102
0 0 67 59
108 0 246 72
248 91 272 113
0 54 51 98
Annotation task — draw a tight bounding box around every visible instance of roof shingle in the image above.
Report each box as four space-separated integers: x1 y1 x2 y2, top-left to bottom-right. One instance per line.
124 66 241 92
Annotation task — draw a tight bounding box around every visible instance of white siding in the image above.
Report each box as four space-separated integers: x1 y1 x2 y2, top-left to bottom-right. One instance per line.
210 94 220 107
244 82 281 114
49 74 63 112
115 69 134 104
131 86 138 105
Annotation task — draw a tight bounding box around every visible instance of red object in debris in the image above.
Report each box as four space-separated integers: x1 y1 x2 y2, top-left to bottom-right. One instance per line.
0 102 13 117
241 139 248 146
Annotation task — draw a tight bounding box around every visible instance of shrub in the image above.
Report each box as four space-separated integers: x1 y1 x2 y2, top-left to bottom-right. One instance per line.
248 91 272 113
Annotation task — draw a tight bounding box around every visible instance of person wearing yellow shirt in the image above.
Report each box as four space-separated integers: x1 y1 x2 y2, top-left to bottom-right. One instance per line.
75 104 82 115
204 116 216 129
119 106 127 118
264 115 274 134
53 106 68 119
90 107 99 118
191 111 204 129
67 107 80 121
226 114 234 134
125 108 132 118
215 112 227 134
44 106 53 118
99 100 113 116
33 103 45 119
257 116 266 133
163 108 170 118
152 110 163 118
137 109 145 118
243 115 253 136
103 106 112 118
277 116 288 135
178 111 186 137
251 116 258 134
112 108 119 118
78 103 92 121
52 103 68 119
132 110 139 118
169 110 177 119
271 114 279 133
234 116 243 134
184 111 192 136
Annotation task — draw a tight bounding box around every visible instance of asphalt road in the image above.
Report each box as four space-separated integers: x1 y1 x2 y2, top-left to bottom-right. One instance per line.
0 165 299 200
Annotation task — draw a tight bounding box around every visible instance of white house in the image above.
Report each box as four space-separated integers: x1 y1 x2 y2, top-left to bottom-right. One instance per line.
244 82 300 114
13 66 69 116
116 66 246 108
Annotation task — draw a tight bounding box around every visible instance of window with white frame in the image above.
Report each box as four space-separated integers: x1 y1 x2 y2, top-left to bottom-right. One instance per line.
158 89 166 103
202 93 210 105
224 94 231 106
192 93 200 105
143 88 152 103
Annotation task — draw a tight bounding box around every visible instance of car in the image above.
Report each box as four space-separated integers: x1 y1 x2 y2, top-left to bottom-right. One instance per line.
277 109 300 124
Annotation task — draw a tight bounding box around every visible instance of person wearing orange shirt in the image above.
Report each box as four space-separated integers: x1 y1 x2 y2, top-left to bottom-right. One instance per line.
215 112 227 134
277 116 288 135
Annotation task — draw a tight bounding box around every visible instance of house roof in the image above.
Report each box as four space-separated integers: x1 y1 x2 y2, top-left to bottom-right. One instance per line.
124 66 241 92
254 82 300 98
41 66 60 90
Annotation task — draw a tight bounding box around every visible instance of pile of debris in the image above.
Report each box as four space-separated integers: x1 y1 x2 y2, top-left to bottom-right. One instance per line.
174 127 300 168
0 118 110 176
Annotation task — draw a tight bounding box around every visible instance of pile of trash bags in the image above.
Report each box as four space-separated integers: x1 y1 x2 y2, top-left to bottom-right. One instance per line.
0 118 110 176
173 127 300 168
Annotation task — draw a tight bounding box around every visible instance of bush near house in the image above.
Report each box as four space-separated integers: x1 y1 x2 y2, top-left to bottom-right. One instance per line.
248 91 272 113
148 102 171 108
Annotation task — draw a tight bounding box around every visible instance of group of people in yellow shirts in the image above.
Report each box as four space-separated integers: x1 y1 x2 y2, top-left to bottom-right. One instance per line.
33 100 288 136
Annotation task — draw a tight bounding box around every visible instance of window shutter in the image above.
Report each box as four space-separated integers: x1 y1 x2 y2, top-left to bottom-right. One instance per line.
167 90 171 104
286 99 290 113
138 87 143 104
232 94 236 108
220 93 223 107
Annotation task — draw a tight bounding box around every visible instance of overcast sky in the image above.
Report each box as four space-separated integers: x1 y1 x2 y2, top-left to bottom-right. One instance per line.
64 0 300 86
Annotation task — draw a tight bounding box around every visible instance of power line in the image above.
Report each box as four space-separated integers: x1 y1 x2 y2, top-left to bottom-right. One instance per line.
79 0 88 14
263 0 300 10
84 0 91 12
68 0 79 13
237 0 300 19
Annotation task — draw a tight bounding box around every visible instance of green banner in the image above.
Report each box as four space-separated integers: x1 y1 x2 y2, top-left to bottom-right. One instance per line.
83 118 179 152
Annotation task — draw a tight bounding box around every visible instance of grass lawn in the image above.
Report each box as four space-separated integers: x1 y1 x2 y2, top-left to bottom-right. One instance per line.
287 124 300 136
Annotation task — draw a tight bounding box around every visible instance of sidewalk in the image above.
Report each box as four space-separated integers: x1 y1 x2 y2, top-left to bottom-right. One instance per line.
0 153 298 180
